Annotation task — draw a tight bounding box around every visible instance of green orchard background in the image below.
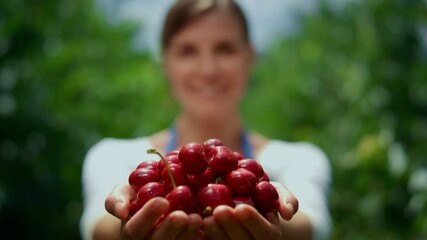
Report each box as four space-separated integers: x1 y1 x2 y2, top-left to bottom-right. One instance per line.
0 0 426 239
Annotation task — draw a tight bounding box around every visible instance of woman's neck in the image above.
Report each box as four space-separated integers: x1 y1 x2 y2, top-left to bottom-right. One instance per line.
174 114 245 153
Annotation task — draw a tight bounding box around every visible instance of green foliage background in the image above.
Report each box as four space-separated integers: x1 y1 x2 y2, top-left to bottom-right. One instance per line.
0 0 426 239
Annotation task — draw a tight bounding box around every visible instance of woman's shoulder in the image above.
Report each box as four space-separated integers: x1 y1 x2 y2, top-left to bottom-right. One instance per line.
252 133 330 170
264 139 327 159
148 129 170 154
250 132 325 155
84 129 171 163
81 136 155 177
88 136 152 155
84 136 155 166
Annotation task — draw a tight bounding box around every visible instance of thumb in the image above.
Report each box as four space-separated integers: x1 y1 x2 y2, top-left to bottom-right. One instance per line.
105 184 136 220
270 181 299 220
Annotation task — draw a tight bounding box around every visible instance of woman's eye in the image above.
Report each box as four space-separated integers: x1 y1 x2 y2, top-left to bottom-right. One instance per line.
177 45 196 57
216 43 235 55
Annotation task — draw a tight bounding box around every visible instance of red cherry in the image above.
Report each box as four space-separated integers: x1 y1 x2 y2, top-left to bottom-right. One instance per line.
129 199 143 216
233 151 245 160
225 168 257 196
253 181 280 212
161 163 187 192
166 185 196 214
259 172 270 182
136 182 165 206
165 150 180 157
203 138 224 157
136 160 158 171
233 196 255 207
237 159 264 179
128 168 159 191
157 154 180 173
178 142 208 175
129 182 165 216
208 146 238 177
197 183 235 217
187 168 215 192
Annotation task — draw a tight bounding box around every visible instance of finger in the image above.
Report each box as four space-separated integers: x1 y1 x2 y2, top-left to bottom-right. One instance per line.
270 182 299 220
279 201 298 221
264 211 280 226
177 213 203 240
203 215 229 240
195 230 208 240
148 210 189 240
105 184 136 219
235 204 279 240
213 205 253 240
122 197 169 239
265 212 283 240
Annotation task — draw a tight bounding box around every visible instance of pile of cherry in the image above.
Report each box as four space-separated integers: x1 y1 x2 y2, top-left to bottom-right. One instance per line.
128 138 280 218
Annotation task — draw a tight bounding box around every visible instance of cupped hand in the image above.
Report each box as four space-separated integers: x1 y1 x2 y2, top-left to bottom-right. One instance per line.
105 184 204 240
203 204 282 240
270 181 299 221
202 181 299 240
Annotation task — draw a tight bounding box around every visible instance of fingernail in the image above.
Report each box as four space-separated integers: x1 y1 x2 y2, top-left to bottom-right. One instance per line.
152 197 169 211
287 202 296 214
115 201 125 213
169 212 186 228
114 201 127 219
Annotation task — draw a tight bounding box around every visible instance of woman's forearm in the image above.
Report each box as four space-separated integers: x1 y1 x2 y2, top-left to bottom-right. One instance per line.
92 214 122 240
280 212 312 240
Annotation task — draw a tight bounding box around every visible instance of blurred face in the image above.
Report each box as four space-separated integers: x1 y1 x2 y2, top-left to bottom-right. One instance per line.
163 9 254 121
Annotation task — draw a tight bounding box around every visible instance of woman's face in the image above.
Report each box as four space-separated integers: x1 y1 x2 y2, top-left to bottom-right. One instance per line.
163 9 254 121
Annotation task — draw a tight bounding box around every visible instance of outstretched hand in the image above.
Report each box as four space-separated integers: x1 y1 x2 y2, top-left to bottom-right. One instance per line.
203 204 282 240
104 184 204 240
202 182 298 240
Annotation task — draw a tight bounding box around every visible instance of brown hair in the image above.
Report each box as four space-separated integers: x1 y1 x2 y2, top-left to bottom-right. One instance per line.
161 0 250 51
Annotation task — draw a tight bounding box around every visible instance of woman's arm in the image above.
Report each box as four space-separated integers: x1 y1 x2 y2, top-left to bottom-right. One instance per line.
279 211 312 240
92 214 121 240
276 181 312 240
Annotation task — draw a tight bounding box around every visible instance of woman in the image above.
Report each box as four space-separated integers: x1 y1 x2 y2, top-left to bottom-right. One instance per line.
80 0 332 239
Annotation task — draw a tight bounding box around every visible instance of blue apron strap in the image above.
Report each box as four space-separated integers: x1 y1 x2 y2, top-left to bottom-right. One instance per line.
165 126 178 153
165 126 254 159
241 131 254 159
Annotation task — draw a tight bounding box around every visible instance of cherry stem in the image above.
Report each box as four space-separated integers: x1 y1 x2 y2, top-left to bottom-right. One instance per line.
147 149 176 189
203 206 213 217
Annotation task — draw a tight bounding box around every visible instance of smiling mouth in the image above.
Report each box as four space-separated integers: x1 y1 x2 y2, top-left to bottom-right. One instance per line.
193 85 226 100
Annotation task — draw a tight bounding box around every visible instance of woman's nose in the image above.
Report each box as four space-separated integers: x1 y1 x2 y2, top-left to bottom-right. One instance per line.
198 53 218 78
